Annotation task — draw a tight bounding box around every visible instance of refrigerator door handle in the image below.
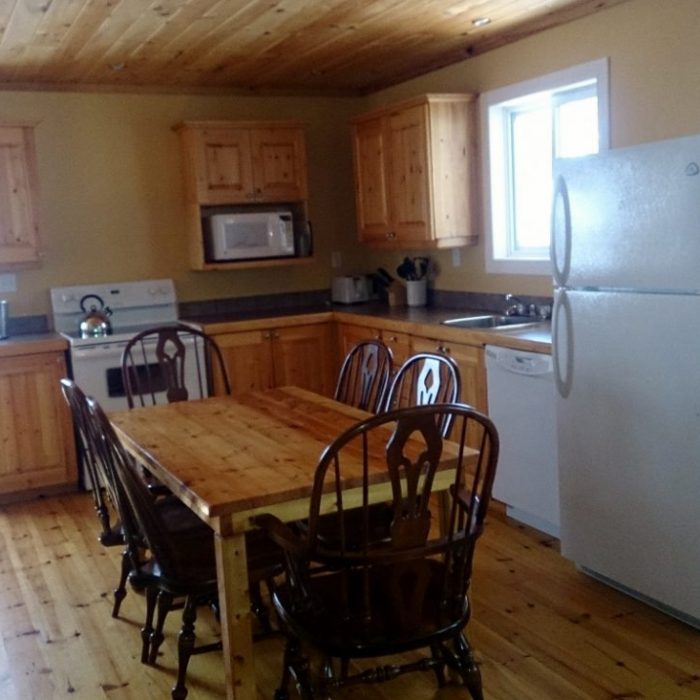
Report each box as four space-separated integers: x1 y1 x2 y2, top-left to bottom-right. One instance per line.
552 290 574 398
551 175 572 287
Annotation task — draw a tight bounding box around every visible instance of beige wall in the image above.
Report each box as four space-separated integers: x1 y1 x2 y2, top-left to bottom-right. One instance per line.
5 92 362 317
360 0 700 297
6 0 700 318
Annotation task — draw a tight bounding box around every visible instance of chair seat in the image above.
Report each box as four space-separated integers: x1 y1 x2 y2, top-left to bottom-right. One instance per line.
272 559 468 659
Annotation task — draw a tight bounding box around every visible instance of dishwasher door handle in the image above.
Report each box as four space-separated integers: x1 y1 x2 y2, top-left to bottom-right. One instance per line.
485 346 552 377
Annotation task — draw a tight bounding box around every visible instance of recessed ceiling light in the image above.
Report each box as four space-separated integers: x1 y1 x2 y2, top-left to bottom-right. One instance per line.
472 17 491 27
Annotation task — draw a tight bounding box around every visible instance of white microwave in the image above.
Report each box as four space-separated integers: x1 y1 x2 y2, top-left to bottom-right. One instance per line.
207 210 295 261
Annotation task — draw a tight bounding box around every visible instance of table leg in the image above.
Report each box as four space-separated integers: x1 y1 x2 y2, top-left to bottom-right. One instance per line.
214 528 256 700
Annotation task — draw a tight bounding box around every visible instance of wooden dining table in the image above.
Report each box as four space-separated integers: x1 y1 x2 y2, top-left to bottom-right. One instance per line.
109 385 473 700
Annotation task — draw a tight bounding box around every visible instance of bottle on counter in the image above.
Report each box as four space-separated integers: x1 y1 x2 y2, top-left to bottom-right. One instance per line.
0 300 8 339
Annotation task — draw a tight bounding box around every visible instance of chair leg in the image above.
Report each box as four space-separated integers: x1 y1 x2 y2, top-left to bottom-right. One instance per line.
274 636 295 700
454 632 483 700
430 642 447 687
172 595 197 700
141 586 158 664
149 590 174 664
112 549 130 618
287 636 315 700
250 581 272 635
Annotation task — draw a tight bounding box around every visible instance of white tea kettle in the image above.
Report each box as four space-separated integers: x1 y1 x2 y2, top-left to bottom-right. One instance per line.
79 294 113 338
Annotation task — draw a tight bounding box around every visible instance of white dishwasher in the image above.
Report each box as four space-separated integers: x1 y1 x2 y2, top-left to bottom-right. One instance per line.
485 345 560 537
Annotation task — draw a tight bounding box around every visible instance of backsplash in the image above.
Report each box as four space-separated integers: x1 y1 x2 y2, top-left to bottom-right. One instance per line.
179 287 553 320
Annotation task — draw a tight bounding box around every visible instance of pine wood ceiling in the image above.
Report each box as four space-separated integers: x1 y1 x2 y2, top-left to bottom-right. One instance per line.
0 0 630 96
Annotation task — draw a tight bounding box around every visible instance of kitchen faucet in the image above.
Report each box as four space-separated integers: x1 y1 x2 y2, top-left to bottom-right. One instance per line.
503 293 527 316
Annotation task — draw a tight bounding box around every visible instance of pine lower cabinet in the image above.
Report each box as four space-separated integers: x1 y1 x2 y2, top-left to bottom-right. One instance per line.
337 322 411 368
411 334 488 416
211 322 335 397
0 350 77 497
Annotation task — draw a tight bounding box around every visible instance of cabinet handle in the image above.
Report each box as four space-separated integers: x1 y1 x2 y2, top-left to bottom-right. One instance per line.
272 331 280 339
386 231 396 240
374 334 381 340
387 335 397 342
263 331 271 339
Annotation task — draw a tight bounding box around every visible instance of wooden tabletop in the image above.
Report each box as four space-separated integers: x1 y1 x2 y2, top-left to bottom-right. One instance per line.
109 386 424 522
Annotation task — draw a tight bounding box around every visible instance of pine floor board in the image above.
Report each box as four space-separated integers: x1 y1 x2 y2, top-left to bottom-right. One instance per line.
0 492 698 699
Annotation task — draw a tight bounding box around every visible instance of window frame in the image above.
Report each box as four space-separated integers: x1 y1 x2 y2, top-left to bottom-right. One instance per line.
481 58 610 275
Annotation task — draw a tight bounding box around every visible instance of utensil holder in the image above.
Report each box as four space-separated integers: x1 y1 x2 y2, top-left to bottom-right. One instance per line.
405 279 427 307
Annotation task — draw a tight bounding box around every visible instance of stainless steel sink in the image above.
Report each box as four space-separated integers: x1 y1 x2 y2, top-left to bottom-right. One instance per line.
441 314 538 330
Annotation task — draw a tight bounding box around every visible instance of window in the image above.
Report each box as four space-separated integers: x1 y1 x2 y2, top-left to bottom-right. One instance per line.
482 58 609 275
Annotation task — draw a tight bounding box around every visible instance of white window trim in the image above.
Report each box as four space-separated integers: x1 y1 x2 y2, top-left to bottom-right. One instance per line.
481 57 610 275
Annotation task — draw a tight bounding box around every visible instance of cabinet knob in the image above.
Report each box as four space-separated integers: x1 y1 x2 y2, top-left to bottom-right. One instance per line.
387 335 397 342
263 331 271 339
386 231 396 240
272 331 280 339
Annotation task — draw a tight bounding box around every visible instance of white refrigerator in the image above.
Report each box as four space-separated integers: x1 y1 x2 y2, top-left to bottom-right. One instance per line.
551 133 700 626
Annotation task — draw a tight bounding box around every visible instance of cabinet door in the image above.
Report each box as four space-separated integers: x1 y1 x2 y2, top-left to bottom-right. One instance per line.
411 335 487 409
412 335 487 448
382 330 411 368
387 104 431 242
195 127 255 204
0 125 41 267
337 323 411 372
272 324 335 396
251 127 307 202
337 322 381 359
0 352 77 495
351 118 392 242
212 330 275 394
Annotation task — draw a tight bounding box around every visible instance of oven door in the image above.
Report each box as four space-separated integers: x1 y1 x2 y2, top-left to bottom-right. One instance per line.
70 335 208 413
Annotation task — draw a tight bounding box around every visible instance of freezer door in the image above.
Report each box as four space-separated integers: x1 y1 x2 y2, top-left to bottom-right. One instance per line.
552 133 700 292
554 288 700 620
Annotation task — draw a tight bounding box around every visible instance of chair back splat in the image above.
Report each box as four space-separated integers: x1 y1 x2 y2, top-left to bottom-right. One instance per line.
256 403 499 699
334 339 393 413
384 352 461 436
121 323 230 409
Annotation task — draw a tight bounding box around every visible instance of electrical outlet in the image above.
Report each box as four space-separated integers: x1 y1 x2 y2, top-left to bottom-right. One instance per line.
0 274 16 293
451 248 461 267
331 251 342 268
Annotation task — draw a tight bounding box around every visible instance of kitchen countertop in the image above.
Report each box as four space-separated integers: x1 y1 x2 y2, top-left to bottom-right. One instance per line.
0 332 68 357
0 303 551 359
188 301 552 353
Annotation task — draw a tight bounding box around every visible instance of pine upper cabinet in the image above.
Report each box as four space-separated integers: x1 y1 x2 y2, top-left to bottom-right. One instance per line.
0 124 41 268
175 120 310 270
178 121 307 205
0 350 77 497
351 94 477 250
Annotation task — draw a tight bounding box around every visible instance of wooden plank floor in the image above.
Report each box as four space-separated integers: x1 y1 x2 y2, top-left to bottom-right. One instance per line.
0 492 698 699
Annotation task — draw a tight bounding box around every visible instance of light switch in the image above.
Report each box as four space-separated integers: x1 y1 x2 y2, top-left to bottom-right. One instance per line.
452 248 461 267
0 274 16 293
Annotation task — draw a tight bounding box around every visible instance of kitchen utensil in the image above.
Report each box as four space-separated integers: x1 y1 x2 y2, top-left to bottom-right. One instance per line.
79 294 113 338
377 267 394 284
397 257 429 281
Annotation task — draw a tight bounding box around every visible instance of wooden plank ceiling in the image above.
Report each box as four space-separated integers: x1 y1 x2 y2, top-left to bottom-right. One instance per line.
0 0 631 95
